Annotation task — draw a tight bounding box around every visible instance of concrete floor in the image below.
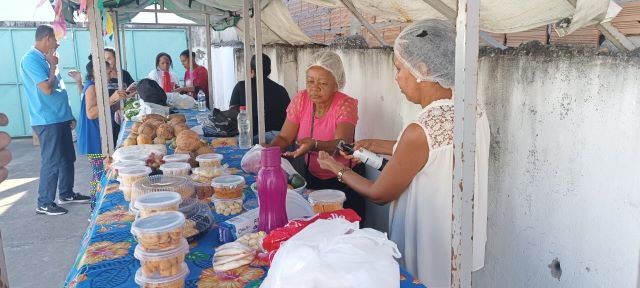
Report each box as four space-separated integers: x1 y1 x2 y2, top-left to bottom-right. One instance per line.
0 138 92 288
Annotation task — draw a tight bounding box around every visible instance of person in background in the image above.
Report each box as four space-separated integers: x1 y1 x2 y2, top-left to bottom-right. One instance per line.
267 51 366 218
147 52 179 93
69 59 127 209
229 54 290 144
104 47 136 146
0 113 11 183
316 19 489 287
20 24 91 216
175 49 209 107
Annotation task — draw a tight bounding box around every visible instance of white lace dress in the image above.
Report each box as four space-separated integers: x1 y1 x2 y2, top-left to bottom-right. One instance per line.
388 98 489 288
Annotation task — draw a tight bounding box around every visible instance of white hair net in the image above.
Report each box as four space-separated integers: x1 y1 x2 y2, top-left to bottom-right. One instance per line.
394 19 456 89
306 51 346 90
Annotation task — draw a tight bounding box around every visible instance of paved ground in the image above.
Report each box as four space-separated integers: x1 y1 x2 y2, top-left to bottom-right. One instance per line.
0 138 92 288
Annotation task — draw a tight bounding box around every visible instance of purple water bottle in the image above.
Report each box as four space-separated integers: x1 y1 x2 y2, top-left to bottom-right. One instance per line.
257 147 288 233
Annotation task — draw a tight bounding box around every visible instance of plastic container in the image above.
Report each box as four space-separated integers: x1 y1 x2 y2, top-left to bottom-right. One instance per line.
183 202 214 242
160 162 191 177
119 166 152 187
121 185 134 202
257 147 288 233
134 239 189 278
135 263 189 288
132 176 195 210
162 154 191 163
308 189 347 214
195 153 223 168
212 194 244 216
192 181 215 200
211 175 245 199
112 160 146 172
191 165 227 184
131 211 186 251
135 191 183 218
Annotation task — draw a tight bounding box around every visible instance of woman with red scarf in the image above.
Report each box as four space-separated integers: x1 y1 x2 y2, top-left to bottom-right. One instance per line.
147 52 179 93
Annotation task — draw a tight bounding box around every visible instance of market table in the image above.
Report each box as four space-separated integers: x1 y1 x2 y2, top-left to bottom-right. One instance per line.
64 109 426 288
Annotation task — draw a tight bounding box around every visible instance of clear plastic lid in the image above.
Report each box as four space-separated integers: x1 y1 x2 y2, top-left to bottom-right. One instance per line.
162 154 191 163
308 189 346 205
112 160 146 170
134 191 182 210
211 175 245 188
119 153 149 162
160 162 191 172
195 153 223 162
211 193 244 203
134 238 189 260
135 263 189 285
119 166 152 177
131 211 186 235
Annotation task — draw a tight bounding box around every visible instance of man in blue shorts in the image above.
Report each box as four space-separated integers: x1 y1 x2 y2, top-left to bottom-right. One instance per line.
20 25 90 216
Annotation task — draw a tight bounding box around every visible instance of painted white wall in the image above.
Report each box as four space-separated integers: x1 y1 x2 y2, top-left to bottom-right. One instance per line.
211 46 236 110
259 46 640 287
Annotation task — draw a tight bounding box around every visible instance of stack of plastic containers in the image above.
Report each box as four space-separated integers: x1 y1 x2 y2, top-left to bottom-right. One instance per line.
119 166 152 202
132 211 189 287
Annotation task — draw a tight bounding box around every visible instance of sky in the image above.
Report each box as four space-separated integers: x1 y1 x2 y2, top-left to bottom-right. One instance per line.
0 0 193 24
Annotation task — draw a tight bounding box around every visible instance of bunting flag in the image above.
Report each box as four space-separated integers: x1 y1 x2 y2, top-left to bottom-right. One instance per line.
105 12 114 38
79 0 88 13
52 0 68 40
33 0 48 17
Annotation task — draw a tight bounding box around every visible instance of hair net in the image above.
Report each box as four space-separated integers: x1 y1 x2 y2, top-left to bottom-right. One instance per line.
306 51 346 90
394 19 456 89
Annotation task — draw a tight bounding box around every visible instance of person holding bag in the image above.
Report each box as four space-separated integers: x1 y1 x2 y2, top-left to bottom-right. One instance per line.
268 51 366 219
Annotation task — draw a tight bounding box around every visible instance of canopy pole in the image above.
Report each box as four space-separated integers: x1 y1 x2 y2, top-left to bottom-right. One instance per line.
204 11 214 109
243 0 253 141
452 0 479 287
111 11 123 89
421 0 506 49
87 0 114 154
253 0 266 144
188 26 193 89
339 0 388 47
120 23 127 70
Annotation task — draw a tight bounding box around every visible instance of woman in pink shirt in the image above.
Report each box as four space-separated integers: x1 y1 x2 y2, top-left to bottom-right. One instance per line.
269 51 365 218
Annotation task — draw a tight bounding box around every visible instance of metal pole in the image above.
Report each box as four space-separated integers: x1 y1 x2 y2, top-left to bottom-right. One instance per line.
120 24 127 70
87 0 114 154
205 13 214 109
253 0 265 143
154 3 158 24
243 0 253 140
188 26 193 89
111 11 123 89
339 0 388 47
451 0 479 287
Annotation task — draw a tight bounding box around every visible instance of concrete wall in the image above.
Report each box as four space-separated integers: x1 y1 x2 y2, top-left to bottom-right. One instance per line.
249 45 640 287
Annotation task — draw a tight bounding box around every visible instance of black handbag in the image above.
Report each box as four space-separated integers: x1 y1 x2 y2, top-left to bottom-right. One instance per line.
203 106 240 137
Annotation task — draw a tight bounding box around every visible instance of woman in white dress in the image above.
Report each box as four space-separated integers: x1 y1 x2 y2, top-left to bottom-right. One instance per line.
147 52 179 92
317 19 490 288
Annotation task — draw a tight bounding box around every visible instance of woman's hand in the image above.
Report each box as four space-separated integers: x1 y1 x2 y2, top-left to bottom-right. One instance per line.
67 69 82 83
317 151 343 174
125 82 137 94
283 137 315 158
109 89 127 105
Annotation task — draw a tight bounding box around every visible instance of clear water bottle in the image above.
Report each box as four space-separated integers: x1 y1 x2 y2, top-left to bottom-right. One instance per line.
237 106 251 148
197 89 206 111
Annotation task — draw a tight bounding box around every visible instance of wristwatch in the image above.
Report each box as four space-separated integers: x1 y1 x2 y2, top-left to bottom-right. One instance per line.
337 167 351 183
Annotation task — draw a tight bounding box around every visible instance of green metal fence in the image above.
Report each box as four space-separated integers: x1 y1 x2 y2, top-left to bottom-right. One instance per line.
0 27 188 137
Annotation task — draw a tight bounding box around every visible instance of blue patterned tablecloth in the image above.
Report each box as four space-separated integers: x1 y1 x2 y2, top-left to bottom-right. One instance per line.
64 109 426 288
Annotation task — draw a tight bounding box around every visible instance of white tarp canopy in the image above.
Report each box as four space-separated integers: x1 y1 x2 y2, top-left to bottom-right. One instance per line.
302 0 621 36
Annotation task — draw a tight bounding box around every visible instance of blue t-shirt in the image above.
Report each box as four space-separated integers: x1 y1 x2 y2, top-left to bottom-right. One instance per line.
20 47 73 126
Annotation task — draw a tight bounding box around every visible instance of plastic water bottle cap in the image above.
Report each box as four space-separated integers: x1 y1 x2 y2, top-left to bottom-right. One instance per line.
239 106 246 111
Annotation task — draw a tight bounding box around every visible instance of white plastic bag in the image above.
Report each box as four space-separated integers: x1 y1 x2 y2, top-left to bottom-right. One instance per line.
166 92 196 109
241 144 263 173
260 218 402 288
131 100 170 122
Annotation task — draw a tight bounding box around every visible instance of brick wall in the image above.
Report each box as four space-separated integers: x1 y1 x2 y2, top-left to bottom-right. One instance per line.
284 0 640 48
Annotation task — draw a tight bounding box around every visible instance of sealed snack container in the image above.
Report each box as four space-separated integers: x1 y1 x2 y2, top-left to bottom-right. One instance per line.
135 263 189 288
195 153 223 168
110 160 146 179
160 162 191 177
211 175 245 199
119 166 152 187
132 175 195 209
162 154 191 163
192 181 215 200
308 190 346 214
135 191 183 218
191 166 227 184
212 194 244 217
134 239 189 278
183 202 214 242
121 185 134 202
131 211 186 251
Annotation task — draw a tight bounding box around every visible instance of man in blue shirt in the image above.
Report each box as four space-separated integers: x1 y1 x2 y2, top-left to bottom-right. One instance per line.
20 25 90 216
